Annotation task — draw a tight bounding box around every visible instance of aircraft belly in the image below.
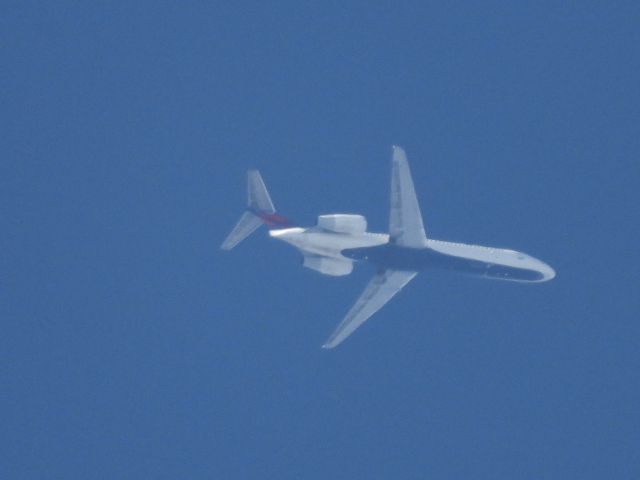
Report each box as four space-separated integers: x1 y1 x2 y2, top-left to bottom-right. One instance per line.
343 244 545 282
224 147 555 349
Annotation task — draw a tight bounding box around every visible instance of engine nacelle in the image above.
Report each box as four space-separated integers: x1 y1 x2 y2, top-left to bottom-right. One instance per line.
303 255 353 276
317 214 367 234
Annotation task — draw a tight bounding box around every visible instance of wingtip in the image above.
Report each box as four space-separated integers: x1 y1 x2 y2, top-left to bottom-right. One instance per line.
391 145 407 162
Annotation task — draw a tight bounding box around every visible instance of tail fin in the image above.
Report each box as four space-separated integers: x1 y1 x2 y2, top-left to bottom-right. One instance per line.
220 210 263 250
221 170 284 250
247 170 275 214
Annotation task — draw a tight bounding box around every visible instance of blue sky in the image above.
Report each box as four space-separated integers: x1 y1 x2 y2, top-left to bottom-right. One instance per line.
2 2 639 479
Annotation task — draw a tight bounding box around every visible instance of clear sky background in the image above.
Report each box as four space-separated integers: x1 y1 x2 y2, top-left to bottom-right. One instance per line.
3 2 639 479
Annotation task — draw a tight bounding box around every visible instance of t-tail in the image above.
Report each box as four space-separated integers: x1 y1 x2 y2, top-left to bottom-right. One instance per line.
221 170 290 250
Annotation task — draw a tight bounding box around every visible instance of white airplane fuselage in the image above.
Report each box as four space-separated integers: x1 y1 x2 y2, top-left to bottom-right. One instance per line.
222 146 555 348
269 226 555 282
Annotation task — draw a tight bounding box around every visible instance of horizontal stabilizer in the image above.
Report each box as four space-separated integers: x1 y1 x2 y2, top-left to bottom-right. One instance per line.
220 211 262 250
221 170 278 250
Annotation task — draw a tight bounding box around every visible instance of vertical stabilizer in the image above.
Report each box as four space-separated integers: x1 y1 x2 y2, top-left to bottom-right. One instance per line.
388 146 428 247
221 170 279 250
248 170 275 214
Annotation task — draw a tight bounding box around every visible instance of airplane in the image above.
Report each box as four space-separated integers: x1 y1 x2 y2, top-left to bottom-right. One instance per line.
221 146 555 349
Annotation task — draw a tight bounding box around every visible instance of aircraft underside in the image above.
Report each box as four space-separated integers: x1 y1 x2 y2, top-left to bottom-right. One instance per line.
221 146 555 348
343 243 549 282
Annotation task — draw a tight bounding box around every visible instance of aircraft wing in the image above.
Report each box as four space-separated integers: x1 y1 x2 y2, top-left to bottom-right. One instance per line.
389 146 428 247
322 269 418 349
